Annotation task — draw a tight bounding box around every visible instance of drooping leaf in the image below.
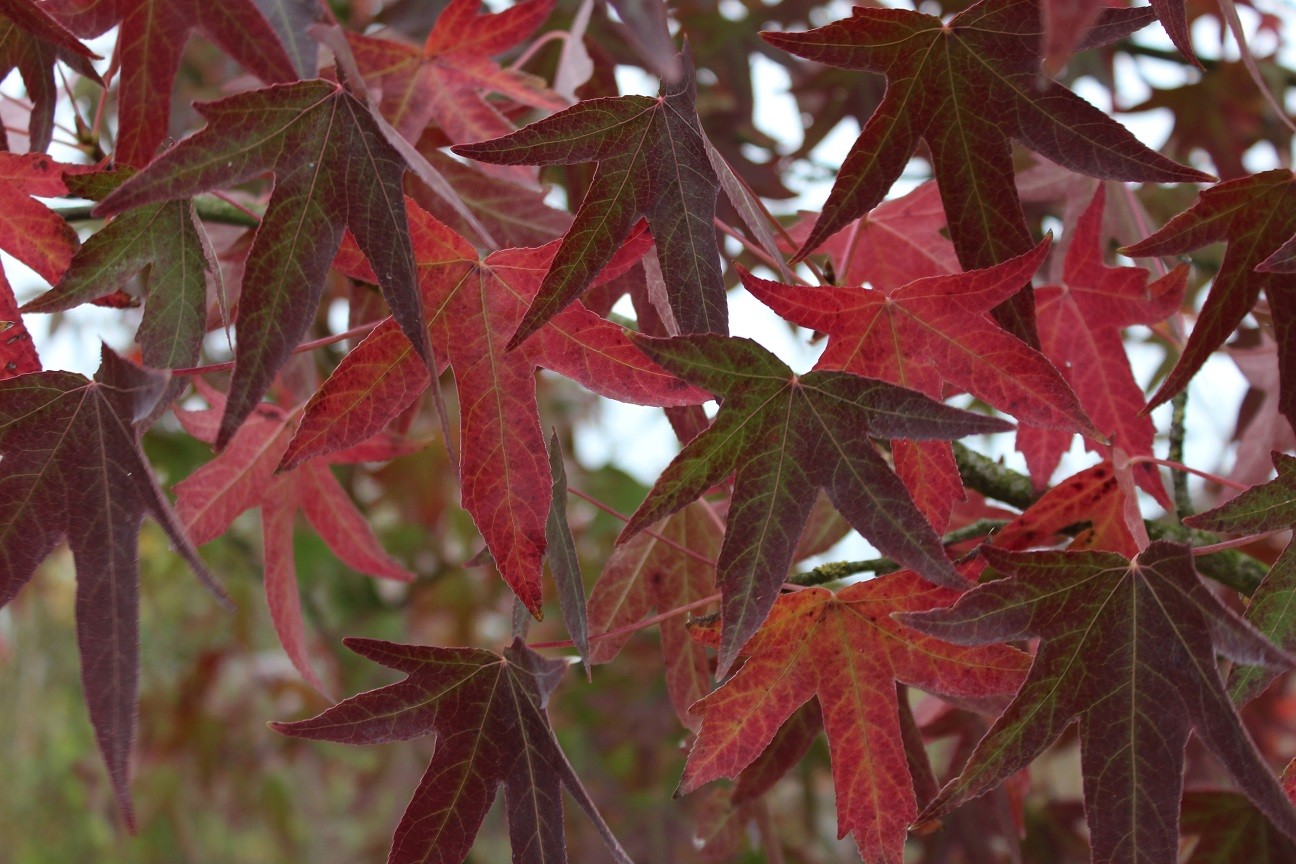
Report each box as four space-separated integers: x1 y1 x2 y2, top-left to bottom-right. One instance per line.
1122 169 1296 431
1017 186 1185 500
740 239 1099 437
902 542 1296 864
23 166 218 370
1186 452 1296 703
0 346 224 830
586 501 722 729
545 431 589 675
271 637 633 864
174 385 413 693
48 0 297 166
282 202 705 614
620 333 1014 675
350 0 565 157
679 572 1030 863
96 80 432 449
0 151 80 283
764 0 1209 336
0 0 101 153
453 50 727 344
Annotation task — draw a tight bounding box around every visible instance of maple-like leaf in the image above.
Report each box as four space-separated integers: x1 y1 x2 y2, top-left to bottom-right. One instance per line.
902 542 1296 864
23 167 218 370
350 0 565 155
97 80 432 449
586 501 722 729
0 346 224 830
1122 169 1296 430
281 202 705 614
0 0 101 153
48 0 297 167
620 333 1013 675
0 151 80 284
740 239 1098 437
174 386 413 693
271 637 632 864
765 0 1208 334
1017 187 1185 499
1186 452 1296 703
453 50 727 345
679 572 1030 863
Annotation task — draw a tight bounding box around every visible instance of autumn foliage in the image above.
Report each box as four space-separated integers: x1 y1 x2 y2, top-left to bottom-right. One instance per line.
7 0 1296 861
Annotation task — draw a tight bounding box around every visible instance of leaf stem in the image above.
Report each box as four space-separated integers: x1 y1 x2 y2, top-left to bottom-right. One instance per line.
55 194 263 228
1127 454 1249 492
567 487 718 567
169 320 383 376
528 591 720 650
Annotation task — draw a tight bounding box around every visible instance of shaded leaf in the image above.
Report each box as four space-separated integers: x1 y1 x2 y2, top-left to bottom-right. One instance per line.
545 431 589 674
0 0 101 153
1180 791 1296 863
272 637 632 864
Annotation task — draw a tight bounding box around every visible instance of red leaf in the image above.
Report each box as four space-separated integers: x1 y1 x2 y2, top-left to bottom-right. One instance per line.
272 638 633 864
993 461 1142 556
454 50 727 344
903 542 1296 863
97 80 432 449
680 572 1029 863
0 263 39 380
49 0 297 167
284 202 705 614
0 151 80 284
0 346 223 829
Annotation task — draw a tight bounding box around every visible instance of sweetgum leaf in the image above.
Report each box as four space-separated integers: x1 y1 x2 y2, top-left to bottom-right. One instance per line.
1122 169 1296 431
48 0 297 166
0 0 101 153
765 0 1209 335
271 637 633 864
454 50 727 344
24 166 219 371
0 151 80 284
284 202 704 614
0 346 225 830
902 542 1296 864
97 80 432 450
1187 452 1296 702
620 333 1013 675
679 572 1029 863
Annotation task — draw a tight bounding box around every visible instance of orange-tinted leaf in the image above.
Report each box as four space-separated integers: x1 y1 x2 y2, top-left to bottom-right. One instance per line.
993 461 1142 556
680 573 1029 862
272 638 633 864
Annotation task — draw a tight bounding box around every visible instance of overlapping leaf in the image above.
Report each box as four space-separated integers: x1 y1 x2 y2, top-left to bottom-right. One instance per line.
765 0 1208 335
96 80 432 449
0 346 224 830
350 0 565 156
453 51 726 344
679 572 1030 863
0 151 81 284
992 461 1144 556
174 386 413 693
1186 452 1296 702
903 542 1296 864
282 202 706 614
48 0 297 166
1017 187 1185 498
586 501 722 728
1123 169 1296 430
271 637 632 864
0 0 101 152
23 167 218 370
0 263 39 379
619 333 1013 675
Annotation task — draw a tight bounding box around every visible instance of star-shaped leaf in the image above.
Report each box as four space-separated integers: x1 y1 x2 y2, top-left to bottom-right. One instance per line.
174 385 413 694
679 571 1029 863
740 238 1098 437
282 202 705 614
765 0 1208 327
1017 186 1185 499
453 50 726 345
97 79 432 450
620 333 1014 675
0 346 224 830
0 0 101 153
23 166 218 371
350 0 565 156
49 0 297 166
902 542 1296 864
1122 169 1296 431
271 637 632 864
1187 452 1296 703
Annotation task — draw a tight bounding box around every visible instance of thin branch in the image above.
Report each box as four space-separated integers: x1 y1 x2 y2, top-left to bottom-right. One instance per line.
529 591 719 650
1168 389 1193 518
170 320 382 376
